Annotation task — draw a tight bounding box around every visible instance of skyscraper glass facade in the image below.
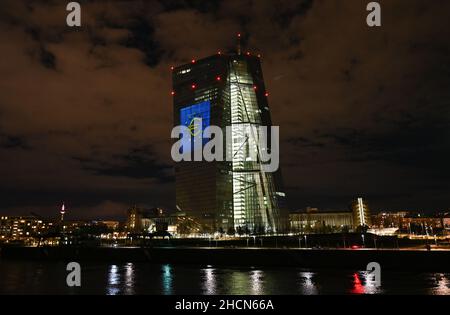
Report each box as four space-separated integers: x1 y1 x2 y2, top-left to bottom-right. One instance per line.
173 53 287 234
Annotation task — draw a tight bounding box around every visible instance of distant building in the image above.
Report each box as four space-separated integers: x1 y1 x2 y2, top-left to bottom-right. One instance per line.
125 207 201 235
371 211 408 229
0 215 54 243
1 214 124 245
60 203 66 222
305 207 319 213
371 211 449 235
402 213 444 234
443 213 450 229
126 207 165 233
350 198 372 228
93 221 119 231
290 209 354 234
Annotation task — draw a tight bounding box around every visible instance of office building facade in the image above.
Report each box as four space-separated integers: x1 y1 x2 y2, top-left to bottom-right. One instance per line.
172 52 287 234
290 211 354 234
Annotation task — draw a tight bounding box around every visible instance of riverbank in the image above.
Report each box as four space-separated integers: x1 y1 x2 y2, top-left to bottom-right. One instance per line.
1 246 450 271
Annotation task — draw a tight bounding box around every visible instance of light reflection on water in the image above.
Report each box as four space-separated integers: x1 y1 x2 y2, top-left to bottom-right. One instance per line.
229 271 250 295
124 263 135 295
107 265 120 295
106 263 136 295
250 270 264 295
1 261 449 295
162 264 173 295
298 272 318 295
430 273 450 295
201 266 216 295
351 271 383 295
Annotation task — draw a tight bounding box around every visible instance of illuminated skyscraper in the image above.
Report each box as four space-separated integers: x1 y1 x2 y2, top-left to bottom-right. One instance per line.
60 203 65 222
351 198 372 228
172 49 287 234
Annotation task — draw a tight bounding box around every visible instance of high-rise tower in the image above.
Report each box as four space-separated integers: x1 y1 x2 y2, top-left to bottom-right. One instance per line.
172 49 287 234
60 203 66 222
351 198 372 228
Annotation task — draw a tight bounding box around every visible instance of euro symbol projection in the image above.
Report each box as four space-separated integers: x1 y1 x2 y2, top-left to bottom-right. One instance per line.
188 117 202 136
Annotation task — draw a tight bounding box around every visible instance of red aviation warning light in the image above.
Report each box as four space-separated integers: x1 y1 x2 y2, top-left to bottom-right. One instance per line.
191 84 197 90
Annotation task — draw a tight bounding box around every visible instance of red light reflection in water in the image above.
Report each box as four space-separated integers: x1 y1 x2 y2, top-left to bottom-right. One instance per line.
351 273 365 294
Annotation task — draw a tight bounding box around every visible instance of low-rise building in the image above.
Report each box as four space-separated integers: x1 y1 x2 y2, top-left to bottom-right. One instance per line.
371 212 408 229
372 211 449 235
290 209 354 234
125 206 201 236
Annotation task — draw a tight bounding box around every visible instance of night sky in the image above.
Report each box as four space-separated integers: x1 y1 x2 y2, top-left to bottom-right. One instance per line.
0 0 449 220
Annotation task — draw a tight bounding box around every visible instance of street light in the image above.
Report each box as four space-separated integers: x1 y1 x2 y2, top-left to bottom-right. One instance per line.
361 234 365 248
304 235 308 248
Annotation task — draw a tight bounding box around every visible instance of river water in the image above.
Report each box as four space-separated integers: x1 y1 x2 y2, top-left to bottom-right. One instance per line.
0 261 449 295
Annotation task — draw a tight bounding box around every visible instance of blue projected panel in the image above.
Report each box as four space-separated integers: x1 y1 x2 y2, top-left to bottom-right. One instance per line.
180 100 211 153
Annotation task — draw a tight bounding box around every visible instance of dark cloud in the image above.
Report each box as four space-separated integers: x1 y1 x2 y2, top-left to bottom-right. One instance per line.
273 0 314 28
75 145 173 182
39 46 56 69
120 17 164 67
287 136 325 148
0 134 31 150
0 0 449 219
157 0 222 14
